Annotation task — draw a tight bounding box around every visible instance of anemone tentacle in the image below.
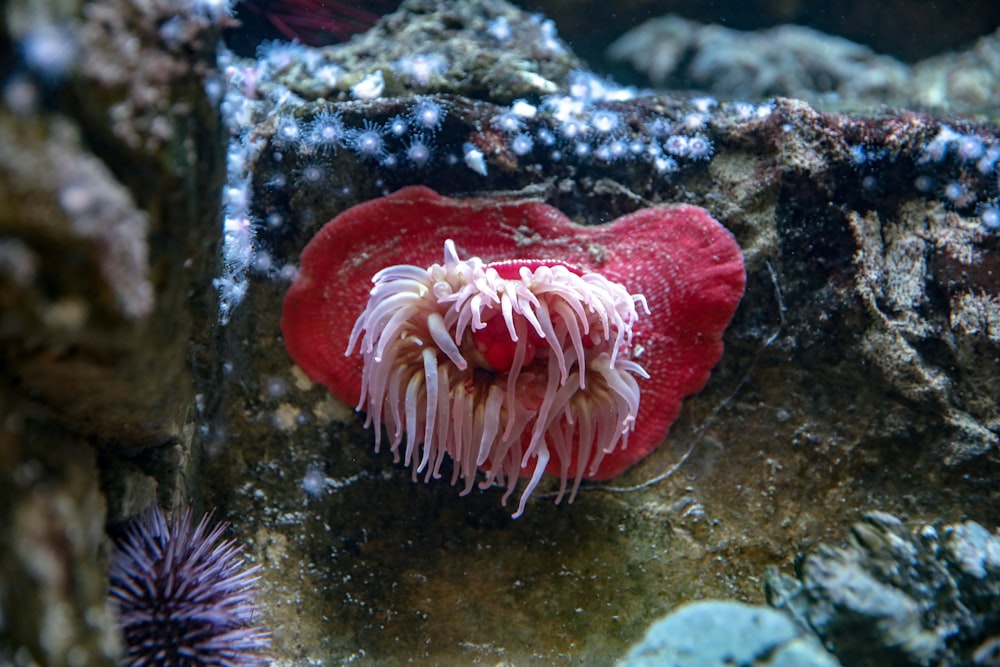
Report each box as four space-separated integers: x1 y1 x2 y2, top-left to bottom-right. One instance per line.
346 239 648 517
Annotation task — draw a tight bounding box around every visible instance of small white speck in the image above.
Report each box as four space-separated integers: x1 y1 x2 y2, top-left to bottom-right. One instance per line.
351 71 384 101
463 143 487 176
511 100 537 119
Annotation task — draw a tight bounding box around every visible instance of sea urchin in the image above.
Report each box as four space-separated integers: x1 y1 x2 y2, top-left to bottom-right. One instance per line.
282 186 746 517
108 506 270 667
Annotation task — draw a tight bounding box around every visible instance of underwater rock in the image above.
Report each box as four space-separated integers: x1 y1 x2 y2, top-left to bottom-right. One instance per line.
607 15 911 106
912 27 1000 111
1 0 225 448
617 600 841 667
262 0 586 102
530 0 999 64
766 512 1000 667
0 429 119 667
608 15 1000 113
1 0 226 663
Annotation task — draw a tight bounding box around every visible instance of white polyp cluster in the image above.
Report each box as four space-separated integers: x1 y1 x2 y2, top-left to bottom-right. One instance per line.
346 240 649 517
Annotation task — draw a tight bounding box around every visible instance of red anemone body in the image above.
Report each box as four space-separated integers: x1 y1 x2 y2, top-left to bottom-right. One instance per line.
282 186 745 511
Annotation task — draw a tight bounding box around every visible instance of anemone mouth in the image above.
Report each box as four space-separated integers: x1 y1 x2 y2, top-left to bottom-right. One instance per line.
346 239 649 517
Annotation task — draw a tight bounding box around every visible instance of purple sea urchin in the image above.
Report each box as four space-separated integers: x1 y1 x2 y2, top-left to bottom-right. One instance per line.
108 506 270 667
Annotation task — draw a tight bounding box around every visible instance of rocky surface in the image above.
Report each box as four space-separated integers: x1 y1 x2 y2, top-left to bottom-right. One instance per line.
1 0 998 665
528 0 999 64
608 15 1000 113
618 600 841 667
1 0 225 663
766 512 1000 667
607 16 912 106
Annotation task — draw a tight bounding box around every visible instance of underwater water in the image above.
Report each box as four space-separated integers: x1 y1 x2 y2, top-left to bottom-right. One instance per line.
2 0 1000 666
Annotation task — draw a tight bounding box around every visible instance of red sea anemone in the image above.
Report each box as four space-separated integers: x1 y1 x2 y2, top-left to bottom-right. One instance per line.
282 186 745 517
237 0 400 46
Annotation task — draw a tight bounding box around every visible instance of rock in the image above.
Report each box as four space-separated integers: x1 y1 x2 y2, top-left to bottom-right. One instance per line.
607 15 911 106
608 14 1000 113
1 0 225 663
527 0 998 64
912 27 1000 111
617 600 840 667
766 512 1000 667
0 424 119 667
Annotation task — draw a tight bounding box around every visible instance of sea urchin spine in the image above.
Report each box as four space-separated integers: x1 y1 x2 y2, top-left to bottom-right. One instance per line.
347 240 650 517
108 506 270 667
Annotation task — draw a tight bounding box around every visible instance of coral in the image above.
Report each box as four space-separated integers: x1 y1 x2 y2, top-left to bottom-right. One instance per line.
345 119 389 161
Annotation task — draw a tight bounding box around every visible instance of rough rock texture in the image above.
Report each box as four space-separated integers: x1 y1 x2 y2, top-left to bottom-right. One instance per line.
617 600 841 667
913 27 1000 111
528 0 999 63
1 0 999 665
0 0 225 663
607 16 912 106
289 0 587 101
0 422 120 667
2 0 224 452
766 512 1000 667
608 15 1000 113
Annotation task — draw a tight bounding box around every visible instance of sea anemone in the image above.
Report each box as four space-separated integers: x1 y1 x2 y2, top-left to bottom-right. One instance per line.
108 506 270 667
282 186 745 517
346 239 649 517
236 0 400 46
